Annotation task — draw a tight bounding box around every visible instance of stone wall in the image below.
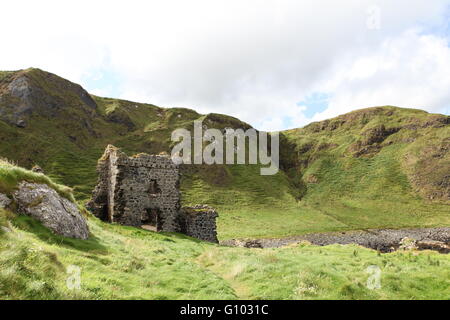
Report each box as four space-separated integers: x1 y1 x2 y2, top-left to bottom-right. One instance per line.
112 152 181 232
87 145 218 242
87 145 115 221
180 205 219 243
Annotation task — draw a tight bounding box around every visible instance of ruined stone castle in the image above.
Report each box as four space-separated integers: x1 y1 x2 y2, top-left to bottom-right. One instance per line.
87 145 218 243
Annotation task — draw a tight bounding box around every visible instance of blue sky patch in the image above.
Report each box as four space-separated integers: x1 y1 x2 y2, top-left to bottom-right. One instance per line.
297 92 331 118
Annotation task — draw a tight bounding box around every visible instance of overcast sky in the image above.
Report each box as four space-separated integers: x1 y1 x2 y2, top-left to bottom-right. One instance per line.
1 0 450 130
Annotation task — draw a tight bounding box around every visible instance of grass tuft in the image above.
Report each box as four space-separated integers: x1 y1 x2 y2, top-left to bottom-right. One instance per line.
0 159 75 202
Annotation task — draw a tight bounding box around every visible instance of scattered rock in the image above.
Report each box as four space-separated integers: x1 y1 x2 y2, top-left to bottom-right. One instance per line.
399 237 418 250
222 228 450 253
222 239 263 248
0 193 11 209
416 240 450 254
243 240 263 248
16 119 26 128
12 182 89 239
31 165 44 174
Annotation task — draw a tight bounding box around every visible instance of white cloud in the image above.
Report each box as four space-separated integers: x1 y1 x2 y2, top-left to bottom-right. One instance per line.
0 0 449 130
313 29 450 122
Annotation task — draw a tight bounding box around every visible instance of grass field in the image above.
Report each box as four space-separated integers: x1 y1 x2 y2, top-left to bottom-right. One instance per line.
1 210 449 300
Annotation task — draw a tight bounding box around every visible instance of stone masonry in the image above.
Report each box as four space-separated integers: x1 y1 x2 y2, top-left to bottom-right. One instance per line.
180 205 219 243
87 145 218 243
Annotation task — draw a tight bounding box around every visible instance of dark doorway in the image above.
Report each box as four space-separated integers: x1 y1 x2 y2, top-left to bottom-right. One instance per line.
141 208 161 232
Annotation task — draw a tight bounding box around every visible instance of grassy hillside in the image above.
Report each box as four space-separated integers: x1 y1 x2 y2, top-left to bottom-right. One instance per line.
0 68 448 241
0 158 74 202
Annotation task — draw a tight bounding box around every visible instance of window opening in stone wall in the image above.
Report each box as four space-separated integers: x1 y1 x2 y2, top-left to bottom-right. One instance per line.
148 179 161 197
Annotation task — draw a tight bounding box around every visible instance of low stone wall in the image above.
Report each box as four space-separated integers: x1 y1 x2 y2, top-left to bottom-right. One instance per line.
180 205 218 243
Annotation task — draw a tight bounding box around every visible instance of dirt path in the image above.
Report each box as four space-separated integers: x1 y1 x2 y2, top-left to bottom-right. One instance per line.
221 227 450 253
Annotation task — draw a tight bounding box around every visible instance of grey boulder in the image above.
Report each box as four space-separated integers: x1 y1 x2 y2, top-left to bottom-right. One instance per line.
13 182 89 239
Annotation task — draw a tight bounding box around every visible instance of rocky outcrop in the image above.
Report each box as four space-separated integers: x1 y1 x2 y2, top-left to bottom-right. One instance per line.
12 182 89 239
0 193 11 209
228 239 263 248
348 124 400 157
0 68 97 128
416 240 450 254
222 227 450 253
399 237 450 254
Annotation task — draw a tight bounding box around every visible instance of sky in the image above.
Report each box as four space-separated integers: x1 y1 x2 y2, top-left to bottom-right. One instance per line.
1 0 450 131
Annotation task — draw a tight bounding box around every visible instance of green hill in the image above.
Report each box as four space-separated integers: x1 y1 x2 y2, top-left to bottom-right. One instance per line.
0 68 448 241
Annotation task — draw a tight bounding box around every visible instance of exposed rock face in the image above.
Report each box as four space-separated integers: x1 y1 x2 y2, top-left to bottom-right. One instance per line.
416 240 450 254
348 124 400 157
87 145 219 243
362 124 399 145
180 205 219 243
0 69 97 128
0 193 11 209
399 237 450 254
12 182 89 239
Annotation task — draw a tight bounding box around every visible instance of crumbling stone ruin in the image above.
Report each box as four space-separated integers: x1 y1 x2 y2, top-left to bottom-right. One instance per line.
179 205 219 243
87 145 218 243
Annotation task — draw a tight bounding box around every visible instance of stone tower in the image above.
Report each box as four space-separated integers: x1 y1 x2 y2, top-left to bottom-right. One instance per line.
87 145 219 242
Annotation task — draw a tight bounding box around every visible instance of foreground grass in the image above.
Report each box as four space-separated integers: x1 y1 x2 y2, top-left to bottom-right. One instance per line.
0 211 235 299
1 209 449 300
198 243 450 300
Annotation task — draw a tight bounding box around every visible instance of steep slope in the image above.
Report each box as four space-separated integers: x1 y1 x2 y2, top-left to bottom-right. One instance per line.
283 106 449 202
0 68 448 240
